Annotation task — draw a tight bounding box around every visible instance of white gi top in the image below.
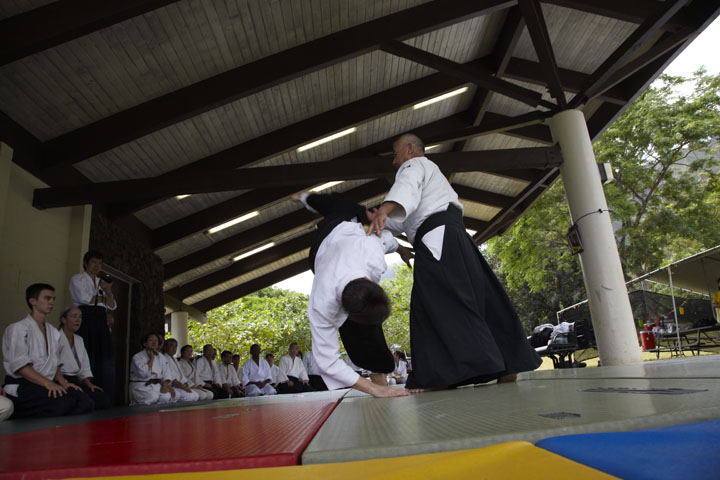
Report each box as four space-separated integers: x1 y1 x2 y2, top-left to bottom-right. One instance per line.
391 360 408 381
69 272 117 310
161 353 190 385
235 365 244 383
195 356 223 385
277 354 309 383
178 358 202 387
218 362 241 387
303 350 320 376
308 222 398 390
384 156 463 245
3 315 62 380
57 332 93 380
269 364 280 384
241 358 273 386
129 350 165 382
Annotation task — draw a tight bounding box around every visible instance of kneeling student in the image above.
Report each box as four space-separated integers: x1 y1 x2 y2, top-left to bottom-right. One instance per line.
2 284 93 418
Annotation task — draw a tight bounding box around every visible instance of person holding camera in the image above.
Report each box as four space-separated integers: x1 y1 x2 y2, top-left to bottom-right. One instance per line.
69 250 116 401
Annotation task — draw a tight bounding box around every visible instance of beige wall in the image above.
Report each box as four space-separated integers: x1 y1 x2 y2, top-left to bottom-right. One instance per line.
0 143 91 370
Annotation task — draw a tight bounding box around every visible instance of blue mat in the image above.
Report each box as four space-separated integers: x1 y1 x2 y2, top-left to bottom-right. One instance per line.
536 420 720 480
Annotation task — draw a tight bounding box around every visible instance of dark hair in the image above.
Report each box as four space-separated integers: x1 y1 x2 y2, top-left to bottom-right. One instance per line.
82 250 104 270
265 353 274 360
220 350 232 358
341 278 390 325
162 338 177 353
141 332 161 346
232 354 240 360
394 350 407 362
181 345 193 355
25 283 55 310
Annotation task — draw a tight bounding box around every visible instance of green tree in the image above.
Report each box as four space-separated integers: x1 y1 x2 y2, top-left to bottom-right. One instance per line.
186 287 312 362
381 264 413 353
487 70 720 327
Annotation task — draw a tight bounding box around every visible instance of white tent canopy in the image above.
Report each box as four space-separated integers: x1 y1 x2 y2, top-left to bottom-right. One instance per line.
629 245 720 296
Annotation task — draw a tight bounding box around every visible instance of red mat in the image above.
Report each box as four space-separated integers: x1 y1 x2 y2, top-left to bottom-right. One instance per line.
0 400 339 479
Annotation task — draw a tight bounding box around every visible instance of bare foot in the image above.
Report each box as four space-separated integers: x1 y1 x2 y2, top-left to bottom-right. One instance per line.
406 385 448 393
497 374 517 384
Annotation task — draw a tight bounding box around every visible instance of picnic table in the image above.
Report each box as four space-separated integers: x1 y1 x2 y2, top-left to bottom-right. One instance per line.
642 324 720 358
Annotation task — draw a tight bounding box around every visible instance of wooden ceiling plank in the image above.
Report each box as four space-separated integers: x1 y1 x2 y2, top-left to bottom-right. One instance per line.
38 0 517 172
567 0 689 108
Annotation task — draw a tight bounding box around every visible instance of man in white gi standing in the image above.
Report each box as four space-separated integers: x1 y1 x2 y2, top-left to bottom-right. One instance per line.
367 133 541 390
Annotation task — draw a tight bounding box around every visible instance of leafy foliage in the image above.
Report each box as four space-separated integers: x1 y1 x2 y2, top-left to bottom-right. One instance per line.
487 70 720 328
185 287 312 362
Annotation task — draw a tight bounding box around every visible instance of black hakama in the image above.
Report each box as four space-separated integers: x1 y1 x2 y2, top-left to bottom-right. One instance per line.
77 305 115 401
406 205 541 389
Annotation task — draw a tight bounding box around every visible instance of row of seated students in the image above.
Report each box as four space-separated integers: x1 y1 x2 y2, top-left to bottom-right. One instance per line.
1 284 112 420
128 339 331 406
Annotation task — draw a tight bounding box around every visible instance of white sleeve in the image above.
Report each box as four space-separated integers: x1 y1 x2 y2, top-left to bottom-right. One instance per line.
277 357 291 383
130 352 153 381
2 324 33 376
384 159 426 221
69 274 94 306
241 361 251 387
380 230 399 254
309 308 360 390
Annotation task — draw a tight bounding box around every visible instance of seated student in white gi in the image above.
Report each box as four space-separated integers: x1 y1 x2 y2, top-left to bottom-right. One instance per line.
276 342 314 394
292 192 412 398
129 332 175 405
303 350 328 391
265 353 280 388
232 354 243 384
218 350 244 398
177 345 213 400
0 387 13 421
388 350 408 385
58 306 111 409
241 344 277 397
2 283 94 418
160 339 200 403
195 344 227 399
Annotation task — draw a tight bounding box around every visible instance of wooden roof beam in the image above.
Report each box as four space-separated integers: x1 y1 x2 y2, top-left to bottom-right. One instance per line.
0 0 181 66
33 147 562 208
518 0 567 108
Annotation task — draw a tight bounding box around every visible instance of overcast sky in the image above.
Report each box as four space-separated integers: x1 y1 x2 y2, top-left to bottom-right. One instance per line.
273 17 720 295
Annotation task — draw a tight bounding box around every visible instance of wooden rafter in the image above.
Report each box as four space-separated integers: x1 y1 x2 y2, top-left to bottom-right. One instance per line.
0 0 181 66
34 147 562 208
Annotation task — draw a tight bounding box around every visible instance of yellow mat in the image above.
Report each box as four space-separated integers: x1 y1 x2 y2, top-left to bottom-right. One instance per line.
69 441 617 480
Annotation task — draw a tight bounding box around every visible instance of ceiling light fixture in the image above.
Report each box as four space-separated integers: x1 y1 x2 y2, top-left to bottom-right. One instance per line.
207 211 259 234
413 87 469 110
424 144 440 152
176 194 191 200
233 242 275 262
311 181 344 192
297 127 357 152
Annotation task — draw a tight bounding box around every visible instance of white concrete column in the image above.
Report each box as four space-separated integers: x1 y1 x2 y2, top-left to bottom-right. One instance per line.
171 311 189 348
549 110 642 366
66 205 92 277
